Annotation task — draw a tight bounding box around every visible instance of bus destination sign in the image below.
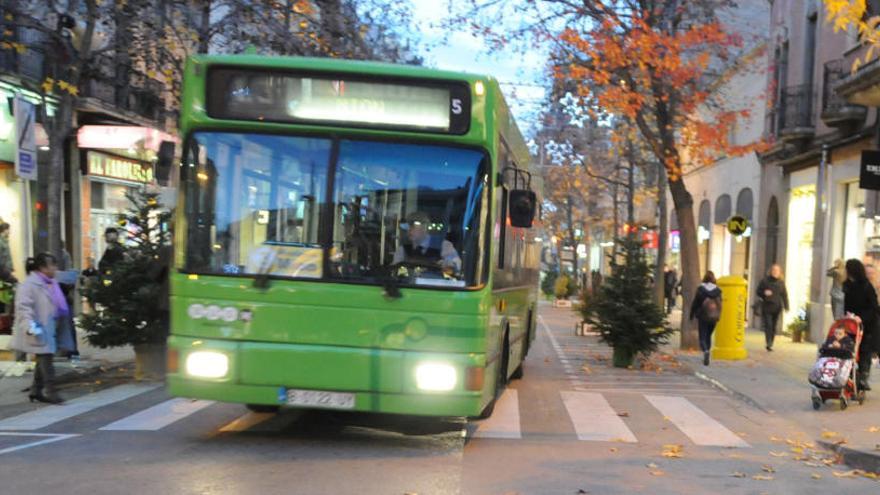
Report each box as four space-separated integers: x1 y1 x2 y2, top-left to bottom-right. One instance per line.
207 68 471 134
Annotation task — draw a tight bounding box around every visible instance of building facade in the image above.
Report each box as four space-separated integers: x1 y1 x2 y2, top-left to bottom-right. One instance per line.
758 0 880 341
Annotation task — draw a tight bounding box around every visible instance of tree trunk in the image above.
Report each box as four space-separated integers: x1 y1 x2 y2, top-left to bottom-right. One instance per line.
46 99 72 261
627 159 635 227
654 163 668 307
612 179 619 252
199 0 211 53
668 176 699 349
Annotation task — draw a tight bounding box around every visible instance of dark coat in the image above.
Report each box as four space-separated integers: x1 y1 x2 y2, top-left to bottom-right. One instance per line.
756 276 789 315
98 244 124 274
690 283 722 321
664 270 678 296
843 279 880 350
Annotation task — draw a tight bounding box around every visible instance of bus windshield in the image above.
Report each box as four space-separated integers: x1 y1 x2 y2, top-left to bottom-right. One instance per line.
182 132 489 288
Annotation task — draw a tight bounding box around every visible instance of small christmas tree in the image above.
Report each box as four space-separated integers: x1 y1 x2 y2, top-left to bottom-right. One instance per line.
584 235 672 367
80 188 172 348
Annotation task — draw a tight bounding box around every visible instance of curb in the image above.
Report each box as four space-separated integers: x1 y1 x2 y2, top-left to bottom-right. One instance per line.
819 440 880 473
669 354 771 413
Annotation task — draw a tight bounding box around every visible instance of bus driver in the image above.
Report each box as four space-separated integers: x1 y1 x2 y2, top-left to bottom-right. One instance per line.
392 211 461 275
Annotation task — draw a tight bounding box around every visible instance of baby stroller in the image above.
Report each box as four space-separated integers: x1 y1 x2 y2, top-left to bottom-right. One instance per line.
809 315 865 410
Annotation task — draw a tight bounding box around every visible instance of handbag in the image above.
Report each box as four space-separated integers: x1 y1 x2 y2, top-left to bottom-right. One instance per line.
751 300 762 317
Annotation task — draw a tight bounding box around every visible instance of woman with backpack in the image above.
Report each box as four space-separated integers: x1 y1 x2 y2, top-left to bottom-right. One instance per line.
690 271 723 366
756 264 789 351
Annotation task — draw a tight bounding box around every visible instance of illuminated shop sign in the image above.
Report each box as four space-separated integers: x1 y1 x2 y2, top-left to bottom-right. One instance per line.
87 152 154 183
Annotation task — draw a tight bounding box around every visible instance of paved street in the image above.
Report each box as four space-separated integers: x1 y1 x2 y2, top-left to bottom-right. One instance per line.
0 303 875 494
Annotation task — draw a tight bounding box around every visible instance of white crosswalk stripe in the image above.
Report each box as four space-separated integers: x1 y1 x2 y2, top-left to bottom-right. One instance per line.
561 391 637 443
472 389 521 439
644 395 750 448
99 398 214 431
0 384 160 431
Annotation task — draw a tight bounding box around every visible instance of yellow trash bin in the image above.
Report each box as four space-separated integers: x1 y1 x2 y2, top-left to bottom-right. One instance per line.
711 275 748 360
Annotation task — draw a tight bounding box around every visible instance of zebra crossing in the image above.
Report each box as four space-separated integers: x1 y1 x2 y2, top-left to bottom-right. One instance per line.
471 388 750 447
0 383 750 450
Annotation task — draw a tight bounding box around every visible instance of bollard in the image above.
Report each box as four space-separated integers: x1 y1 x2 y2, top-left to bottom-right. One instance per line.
711 275 748 360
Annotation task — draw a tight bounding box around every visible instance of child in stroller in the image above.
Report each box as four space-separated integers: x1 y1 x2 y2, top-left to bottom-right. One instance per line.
809 315 865 410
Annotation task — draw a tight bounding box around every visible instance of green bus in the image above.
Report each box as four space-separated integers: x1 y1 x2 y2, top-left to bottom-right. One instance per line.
163 55 541 418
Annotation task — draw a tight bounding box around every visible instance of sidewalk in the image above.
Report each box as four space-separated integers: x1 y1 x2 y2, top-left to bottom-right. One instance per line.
664 308 880 471
0 332 134 406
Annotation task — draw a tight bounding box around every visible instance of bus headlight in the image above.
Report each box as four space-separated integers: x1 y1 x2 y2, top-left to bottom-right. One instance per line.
415 362 457 391
185 351 229 379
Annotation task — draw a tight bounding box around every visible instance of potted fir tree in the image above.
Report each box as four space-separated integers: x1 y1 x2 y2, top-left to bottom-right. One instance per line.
584 236 673 367
80 188 172 380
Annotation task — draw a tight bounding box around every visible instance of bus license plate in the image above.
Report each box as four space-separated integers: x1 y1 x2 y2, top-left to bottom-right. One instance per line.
286 389 355 410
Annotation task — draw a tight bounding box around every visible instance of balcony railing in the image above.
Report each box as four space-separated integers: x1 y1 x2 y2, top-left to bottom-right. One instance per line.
822 59 867 127
81 54 166 124
778 84 815 141
0 23 46 82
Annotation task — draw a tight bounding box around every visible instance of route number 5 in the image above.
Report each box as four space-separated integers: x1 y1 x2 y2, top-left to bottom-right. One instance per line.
451 99 462 115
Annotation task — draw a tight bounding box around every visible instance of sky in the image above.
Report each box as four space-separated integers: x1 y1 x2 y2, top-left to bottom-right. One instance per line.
407 0 549 137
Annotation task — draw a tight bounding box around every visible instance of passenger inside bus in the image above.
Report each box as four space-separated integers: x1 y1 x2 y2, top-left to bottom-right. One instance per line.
392 211 461 275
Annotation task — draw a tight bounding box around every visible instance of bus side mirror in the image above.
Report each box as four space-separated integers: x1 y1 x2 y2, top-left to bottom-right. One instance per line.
508 189 536 228
156 141 176 185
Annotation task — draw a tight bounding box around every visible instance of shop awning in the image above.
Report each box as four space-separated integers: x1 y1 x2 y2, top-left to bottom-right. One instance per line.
698 200 711 230
736 188 754 221
77 125 177 152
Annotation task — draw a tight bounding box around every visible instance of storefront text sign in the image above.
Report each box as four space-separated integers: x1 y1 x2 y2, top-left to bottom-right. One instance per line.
859 150 880 190
87 152 154 183
13 96 37 180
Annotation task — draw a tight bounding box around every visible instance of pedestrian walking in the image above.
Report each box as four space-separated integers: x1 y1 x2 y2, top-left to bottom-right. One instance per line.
663 265 678 314
843 259 879 391
690 271 722 366
10 253 75 404
58 240 79 361
756 264 789 351
827 259 846 320
98 227 124 275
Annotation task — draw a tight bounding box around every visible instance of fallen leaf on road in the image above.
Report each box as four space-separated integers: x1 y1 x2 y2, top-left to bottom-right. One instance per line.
770 436 784 442
544 358 551 363
649 470 665 477
618 412 629 417
762 465 776 474
811 473 822 480
862 471 879 480
752 475 774 481
730 472 747 478
832 470 859 478
581 366 592 374
868 426 879 433
662 444 684 458
646 463 659 469
609 447 618 453
790 447 804 455
577 490 589 494
804 462 824 468
769 451 787 457
821 431 839 439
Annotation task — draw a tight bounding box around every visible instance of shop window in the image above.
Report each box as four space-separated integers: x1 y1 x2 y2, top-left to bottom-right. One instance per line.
90 181 104 210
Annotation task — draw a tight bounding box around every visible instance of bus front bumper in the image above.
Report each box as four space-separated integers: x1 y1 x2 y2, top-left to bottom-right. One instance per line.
166 336 491 417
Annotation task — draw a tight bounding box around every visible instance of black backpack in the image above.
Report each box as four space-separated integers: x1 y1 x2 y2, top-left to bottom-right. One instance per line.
701 295 721 322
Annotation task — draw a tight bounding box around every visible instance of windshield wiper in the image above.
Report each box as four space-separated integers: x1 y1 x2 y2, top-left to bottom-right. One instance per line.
252 249 277 289
382 266 402 299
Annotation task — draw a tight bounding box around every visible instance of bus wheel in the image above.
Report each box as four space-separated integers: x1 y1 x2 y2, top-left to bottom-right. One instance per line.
510 340 525 380
246 404 281 414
